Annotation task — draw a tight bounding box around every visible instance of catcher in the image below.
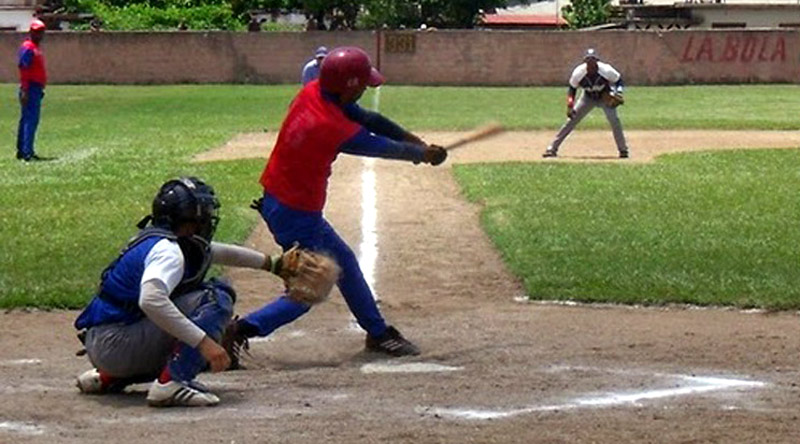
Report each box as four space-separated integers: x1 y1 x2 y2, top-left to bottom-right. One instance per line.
543 48 630 159
74 177 338 407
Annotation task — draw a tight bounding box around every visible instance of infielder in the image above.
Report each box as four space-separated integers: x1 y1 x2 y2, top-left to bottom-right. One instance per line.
74 177 336 407
544 48 629 159
223 46 447 366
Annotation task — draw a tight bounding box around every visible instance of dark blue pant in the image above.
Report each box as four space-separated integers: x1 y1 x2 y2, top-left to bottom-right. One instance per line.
168 280 235 382
242 193 388 338
16 84 43 160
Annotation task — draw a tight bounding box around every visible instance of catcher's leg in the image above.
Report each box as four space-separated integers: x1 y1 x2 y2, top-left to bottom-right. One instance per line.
80 282 233 398
546 94 595 155
602 105 629 157
146 283 234 407
165 282 235 382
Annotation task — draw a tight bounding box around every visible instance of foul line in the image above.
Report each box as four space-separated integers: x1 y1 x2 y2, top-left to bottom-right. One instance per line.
421 374 765 421
349 86 383 334
357 85 382 303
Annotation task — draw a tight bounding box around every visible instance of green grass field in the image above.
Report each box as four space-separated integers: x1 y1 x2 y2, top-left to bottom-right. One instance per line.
0 84 798 308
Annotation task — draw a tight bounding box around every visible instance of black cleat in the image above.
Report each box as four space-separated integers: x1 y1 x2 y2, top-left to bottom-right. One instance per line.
366 326 420 357
221 317 250 370
542 149 557 158
619 151 629 159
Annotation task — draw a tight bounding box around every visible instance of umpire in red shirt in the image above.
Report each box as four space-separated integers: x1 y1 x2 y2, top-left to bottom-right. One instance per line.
16 19 47 161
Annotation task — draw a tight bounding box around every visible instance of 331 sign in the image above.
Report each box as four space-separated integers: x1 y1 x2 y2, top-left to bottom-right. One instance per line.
385 33 416 54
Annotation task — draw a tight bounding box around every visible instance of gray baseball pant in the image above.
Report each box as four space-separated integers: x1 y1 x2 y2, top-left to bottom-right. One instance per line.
547 94 629 154
83 287 232 379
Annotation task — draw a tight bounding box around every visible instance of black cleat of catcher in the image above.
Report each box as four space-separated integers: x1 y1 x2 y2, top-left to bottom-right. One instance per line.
366 326 420 357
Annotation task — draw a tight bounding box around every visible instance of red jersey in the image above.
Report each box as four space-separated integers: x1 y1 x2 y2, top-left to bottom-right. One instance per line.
18 39 47 90
260 80 361 212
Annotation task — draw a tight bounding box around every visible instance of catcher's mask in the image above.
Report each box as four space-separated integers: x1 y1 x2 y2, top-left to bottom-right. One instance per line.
139 177 220 241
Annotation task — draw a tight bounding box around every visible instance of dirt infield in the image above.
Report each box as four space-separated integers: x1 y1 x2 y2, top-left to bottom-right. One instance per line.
3 130 800 443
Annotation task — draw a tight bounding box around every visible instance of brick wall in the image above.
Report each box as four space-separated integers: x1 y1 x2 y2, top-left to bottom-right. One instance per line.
0 29 795 85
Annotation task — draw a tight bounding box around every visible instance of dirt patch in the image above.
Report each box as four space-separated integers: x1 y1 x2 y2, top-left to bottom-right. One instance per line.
193 129 800 163
3 131 800 443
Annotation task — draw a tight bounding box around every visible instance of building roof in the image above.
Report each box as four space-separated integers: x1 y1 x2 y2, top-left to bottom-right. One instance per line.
481 14 568 26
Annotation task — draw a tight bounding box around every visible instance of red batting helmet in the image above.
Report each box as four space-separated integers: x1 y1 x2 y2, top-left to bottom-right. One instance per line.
319 47 384 100
29 19 46 32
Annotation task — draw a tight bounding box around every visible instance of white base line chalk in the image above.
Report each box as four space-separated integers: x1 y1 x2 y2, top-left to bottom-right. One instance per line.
421 375 765 420
0 421 45 435
361 362 463 374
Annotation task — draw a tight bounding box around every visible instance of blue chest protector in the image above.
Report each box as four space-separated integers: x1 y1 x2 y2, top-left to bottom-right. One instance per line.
75 228 212 330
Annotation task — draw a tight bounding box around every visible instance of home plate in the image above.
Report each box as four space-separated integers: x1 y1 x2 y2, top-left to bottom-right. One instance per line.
360 362 464 374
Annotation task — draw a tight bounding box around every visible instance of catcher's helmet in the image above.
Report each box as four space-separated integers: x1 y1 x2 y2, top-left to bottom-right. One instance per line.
150 177 220 241
319 46 384 101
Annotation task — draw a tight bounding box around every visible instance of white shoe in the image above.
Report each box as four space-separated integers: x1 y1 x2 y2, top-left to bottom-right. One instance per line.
76 369 104 394
146 380 220 407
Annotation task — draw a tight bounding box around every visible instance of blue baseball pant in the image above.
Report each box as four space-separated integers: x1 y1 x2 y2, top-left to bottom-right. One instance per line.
241 193 388 338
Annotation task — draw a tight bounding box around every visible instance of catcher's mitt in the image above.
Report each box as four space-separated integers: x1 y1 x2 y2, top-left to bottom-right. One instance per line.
269 245 340 305
601 90 625 108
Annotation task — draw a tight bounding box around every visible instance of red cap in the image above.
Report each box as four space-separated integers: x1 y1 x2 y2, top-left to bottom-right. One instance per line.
29 19 46 32
320 47 384 100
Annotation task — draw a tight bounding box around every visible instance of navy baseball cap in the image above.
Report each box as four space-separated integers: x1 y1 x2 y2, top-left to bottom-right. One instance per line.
315 46 329 58
584 48 599 60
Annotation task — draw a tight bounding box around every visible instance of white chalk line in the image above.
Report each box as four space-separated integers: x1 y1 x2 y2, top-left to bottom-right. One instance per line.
0 420 46 436
358 85 381 302
0 358 42 366
515 296 772 314
420 374 765 421
0 383 73 394
349 85 382 333
361 362 464 374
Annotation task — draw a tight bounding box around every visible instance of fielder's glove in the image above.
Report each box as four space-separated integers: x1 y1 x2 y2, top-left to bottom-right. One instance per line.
601 90 625 108
266 245 340 305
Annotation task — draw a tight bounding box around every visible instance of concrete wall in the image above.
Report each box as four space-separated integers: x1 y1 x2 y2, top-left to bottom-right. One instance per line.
0 29 795 86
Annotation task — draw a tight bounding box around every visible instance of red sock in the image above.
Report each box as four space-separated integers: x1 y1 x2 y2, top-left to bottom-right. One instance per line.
98 370 116 388
158 366 172 384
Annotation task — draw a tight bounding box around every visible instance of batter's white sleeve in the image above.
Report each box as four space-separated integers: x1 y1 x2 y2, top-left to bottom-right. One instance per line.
211 242 268 269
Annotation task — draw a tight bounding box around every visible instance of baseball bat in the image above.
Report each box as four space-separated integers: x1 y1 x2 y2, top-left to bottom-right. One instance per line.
443 122 505 151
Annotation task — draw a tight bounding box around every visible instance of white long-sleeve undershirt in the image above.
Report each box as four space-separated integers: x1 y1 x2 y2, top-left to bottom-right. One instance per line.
138 240 270 347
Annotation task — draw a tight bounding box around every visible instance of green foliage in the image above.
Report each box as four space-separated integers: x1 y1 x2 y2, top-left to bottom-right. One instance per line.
64 0 244 30
98 3 243 30
361 0 510 29
561 0 610 29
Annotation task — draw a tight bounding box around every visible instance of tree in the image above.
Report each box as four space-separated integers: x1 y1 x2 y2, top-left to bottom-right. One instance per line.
561 0 610 29
361 0 514 29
